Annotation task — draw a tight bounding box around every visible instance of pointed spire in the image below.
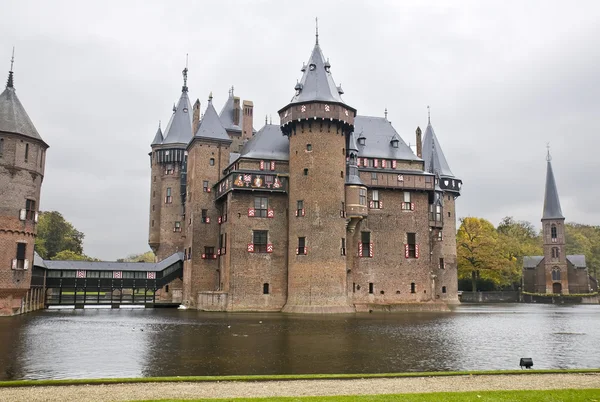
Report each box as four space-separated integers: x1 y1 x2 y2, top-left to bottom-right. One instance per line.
208 91 213 103
427 105 431 124
421 119 454 177
194 97 230 142
384 107 388 120
181 54 189 93
542 146 564 220
151 120 164 146
315 17 319 45
6 47 15 89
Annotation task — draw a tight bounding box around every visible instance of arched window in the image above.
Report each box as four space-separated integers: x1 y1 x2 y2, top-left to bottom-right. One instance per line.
551 225 557 242
552 267 561 281
552 247 560 259
263 283 270 295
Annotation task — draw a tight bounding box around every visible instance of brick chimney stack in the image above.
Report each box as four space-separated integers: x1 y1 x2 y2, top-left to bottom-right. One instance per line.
233 96 241 126
192 99 201 134
416 126 422 158
242 100 254 140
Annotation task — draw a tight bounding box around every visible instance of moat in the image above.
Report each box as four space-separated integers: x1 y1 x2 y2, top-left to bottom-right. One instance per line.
0 304 599 380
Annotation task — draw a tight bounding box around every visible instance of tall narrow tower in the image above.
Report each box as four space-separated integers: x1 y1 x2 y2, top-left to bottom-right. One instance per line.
279 29 356 313
0 53 49 315
541 149 567 294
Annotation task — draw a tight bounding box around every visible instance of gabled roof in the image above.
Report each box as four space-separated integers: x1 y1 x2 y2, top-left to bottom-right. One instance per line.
239 123 289 160
523 255 586 269
37 252 184 272
542 154 564 220
567 255 586 268
523 256 544 268
287 39 348 107
193 97 230 142
162 90 193 146
422 121 454 177
0 70 47 145
150 123 163 146
354 116 420 162
219 91 243 132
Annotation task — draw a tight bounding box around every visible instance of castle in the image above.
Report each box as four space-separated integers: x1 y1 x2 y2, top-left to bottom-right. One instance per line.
148 32 463 312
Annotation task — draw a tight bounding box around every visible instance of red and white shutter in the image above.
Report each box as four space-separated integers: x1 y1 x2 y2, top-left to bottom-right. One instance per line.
374 159 379 168
295 247 299 255
392 160 397 169
404 244 409 258
248 208 255 217
147 272 156 279
270 161 276 171
34 212 39 223
77 270 85 278
217 248 221 255
267 209 274 218
304 247 308 255
114 271 122 279
295 210 299 217
212 254 217 259
410 202 415 211
381 160 387 168
218 216 222 224
358 242 363 257
369 243 374 258
222 247 226 255
301 209 305 217
259 160 265 170
369 200 374 209
357 157 362 166
205 217 211 223
247 244 254 253
415 244 420 259
267 244 274 253
379 200 383 209
24 259 29 270
11 259 17 269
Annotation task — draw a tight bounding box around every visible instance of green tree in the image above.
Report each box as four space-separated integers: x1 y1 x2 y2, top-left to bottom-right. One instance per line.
565 223 600 279
117 251 156 263
35 211 84 259
497 217 543 288
51 250 99 261
457 217 512 291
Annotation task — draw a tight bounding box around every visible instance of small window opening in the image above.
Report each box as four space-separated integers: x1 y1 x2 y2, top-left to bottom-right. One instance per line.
448 211 451 218
303 168 309 176
24 143 29 162
369 283 374 294
165 285 169 293
306 144 312 151
340 170 344 178
410 282 416 293
442 286 447 294
407 233 416 258
263 283 270 295
361 232 371 257
380 290 385 295
353 282 356 293
209 158 215 166
439 258 445 269
297 237 306 255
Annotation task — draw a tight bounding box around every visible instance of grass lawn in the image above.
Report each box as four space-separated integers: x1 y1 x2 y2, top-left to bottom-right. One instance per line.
135 389 600 402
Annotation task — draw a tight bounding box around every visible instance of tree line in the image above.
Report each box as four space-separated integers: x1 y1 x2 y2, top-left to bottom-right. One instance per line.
457 216 600 291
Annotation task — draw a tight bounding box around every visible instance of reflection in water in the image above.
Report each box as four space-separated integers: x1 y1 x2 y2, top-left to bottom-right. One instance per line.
0 304 599 380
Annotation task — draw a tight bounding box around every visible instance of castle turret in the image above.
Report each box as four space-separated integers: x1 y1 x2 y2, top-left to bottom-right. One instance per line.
148 66 193 261
541 149 567 294
279 29 356 313
0 52 49 315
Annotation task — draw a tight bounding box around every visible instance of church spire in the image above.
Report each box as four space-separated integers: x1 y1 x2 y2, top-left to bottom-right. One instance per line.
542 146 564 220
6 47 14 89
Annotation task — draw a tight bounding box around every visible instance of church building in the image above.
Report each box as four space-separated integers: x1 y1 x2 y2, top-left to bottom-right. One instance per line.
148 31 462 312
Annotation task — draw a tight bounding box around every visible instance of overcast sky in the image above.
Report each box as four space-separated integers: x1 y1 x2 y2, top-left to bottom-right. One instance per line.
2 0 599 260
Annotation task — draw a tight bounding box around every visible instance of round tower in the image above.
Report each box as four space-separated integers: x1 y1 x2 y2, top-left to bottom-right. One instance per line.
0 55 49 315
279 32 356 313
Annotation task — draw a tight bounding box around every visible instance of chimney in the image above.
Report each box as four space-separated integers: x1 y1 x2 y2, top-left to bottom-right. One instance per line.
193 99 201 134
242 100 254 140
416 126 422 158
233 96 241 126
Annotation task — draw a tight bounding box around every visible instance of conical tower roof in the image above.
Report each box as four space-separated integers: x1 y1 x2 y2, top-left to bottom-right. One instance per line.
194 94 230 142
150 122 163 146
0 63 47 146
421 120 454 178
542 151 564 220
162 68 193 146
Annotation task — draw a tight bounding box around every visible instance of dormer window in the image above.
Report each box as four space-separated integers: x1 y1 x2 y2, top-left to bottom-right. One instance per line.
309 64 316 71
551 224 557 242
391 138 399 148
358 137 366 146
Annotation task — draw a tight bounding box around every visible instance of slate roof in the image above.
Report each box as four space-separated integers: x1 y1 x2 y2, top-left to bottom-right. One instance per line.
567 255 586 268
523 255 586 269
239 123 288 160
542 156 564 220
36 252 184 272
219 91 243 132
354 116 421 162
193 97 231 142
0 70 47 145
150 123 163 146
523 256 544 268
162 90 193 146
287 40 348 107
422 122 453 177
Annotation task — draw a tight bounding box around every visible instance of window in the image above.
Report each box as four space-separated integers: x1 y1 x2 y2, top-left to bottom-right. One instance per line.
410 282 416 293
552 267 561 281
123 271 135 279
358 137 365 146
296 200 304 217
407 233 416 258
303 168 309 176
360 231 371 257
25 199 36 220
25 143 29 162
439 258 445 269
436 205 442 221
0 138 3 156
165 285 169 293
552 247 560 259
253 230 268 253
151 220 155 227
165 188 172 204
152 205 155 212
204 246 215 258
201 209 209 223
209 158 215 166
47 270 61 278
254 197 268 218
153 190 156 197
359 188 367 206
203 181 209 192
100 271 112 278
368 159 374 168
551 225 557 242
219 233 227 254
263 283 270 295
306 144 312 151
174 221 181 232
297 237 306 255
166 164 174 175
369 283 374 294
340 170 344 178
403 192 411 210
442 286 447 294
372 190 380 208
16 242 26 269
448 211 451 218
341 238 346 256
134 271 146 279
85 271 99 278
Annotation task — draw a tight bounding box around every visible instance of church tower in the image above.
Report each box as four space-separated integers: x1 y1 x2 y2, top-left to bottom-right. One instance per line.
279 28 356 313
541 149 567 294
0 52 49 315
148 67 193 261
